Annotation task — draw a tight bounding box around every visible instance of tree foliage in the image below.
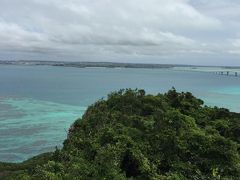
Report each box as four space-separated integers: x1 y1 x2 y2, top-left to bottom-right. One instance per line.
1 89 240 179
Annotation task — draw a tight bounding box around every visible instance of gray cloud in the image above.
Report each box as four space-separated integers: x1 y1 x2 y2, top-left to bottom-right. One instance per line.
0 0 239 65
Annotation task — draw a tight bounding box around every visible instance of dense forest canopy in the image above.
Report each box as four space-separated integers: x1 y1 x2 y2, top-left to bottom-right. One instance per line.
1 89 240 179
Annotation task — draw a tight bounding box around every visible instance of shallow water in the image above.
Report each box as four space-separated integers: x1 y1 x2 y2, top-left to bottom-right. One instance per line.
0 65 240 162
0 97 85 162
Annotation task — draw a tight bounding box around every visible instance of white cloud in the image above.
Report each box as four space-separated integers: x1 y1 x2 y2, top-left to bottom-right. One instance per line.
227 39 240 54
232 39 240 47
0 0 239 64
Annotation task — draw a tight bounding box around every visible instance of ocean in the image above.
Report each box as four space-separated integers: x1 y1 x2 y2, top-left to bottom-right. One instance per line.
0 65 240 162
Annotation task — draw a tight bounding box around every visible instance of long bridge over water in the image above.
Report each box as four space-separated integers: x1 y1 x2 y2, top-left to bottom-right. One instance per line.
216 71 238 77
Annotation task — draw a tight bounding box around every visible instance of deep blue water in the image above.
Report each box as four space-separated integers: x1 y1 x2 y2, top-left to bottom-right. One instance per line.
0 65 240 162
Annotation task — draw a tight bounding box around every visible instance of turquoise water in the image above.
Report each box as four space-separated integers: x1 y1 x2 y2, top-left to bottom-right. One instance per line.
0 65 240 162
0 97 85 162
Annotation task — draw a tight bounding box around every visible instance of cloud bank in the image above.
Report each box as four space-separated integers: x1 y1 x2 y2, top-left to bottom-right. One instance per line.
0 0 240 65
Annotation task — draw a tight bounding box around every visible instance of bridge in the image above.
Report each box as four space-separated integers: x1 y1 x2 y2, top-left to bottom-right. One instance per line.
216 71 238 77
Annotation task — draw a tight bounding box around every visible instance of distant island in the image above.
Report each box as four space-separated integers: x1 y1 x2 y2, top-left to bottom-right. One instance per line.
1 60 240 72
1 89 240 179
0 60 186 69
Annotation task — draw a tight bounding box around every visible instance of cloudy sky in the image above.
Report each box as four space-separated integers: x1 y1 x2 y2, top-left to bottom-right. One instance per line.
0 0 240 65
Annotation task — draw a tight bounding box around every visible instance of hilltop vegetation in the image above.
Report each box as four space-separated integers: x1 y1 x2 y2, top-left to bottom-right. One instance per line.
1 89 240 179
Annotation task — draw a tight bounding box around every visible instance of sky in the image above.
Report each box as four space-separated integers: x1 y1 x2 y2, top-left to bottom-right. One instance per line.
0 0 240 65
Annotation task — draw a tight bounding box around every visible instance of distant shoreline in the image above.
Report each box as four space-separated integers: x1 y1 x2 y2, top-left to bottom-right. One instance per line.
1 60 240 69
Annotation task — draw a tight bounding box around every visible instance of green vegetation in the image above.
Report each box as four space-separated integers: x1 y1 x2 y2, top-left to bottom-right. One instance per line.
1 89 240 179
